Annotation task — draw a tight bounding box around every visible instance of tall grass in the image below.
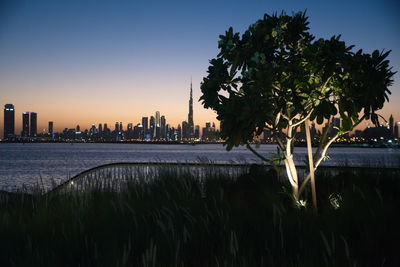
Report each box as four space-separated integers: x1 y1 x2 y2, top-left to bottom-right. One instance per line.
0 165 399 266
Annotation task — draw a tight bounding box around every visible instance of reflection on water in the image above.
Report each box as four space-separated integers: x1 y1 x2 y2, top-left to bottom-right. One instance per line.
0 143 399 191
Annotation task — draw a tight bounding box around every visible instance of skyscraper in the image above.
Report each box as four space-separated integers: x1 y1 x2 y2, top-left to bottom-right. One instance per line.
142 117 148 139
160 115 166 139
3 104 15 139
154 111 160 138
389 114 394 136
182 121 188 140
30 112 37 137
150 116 155 139
188 80 194 138
22 112 29 137
155 111 160 126
48 121 54 134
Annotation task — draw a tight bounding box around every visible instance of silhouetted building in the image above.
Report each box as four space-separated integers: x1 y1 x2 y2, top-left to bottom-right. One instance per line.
153 111 160 139
202 121 219 141
98 123 103 133
161 115 166 139
187 80 194 138
48 121 54 134
142 117 148 139
182 121 188 140
3 104 15 139
115 122 119 132
76 125 81 132
22 112 29 137
363 126 391 140
389 115 394 137
150 116 155 139
195 125 200 139
394 122 399 139
177 124 182 141
127 123 133 139
90 125 96 136
311 122 317 137
30 112 37 137
263 129 272 142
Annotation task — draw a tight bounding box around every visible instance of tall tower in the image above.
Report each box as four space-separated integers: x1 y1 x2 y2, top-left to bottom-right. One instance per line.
30 112 37 137
142 117 148 139
22 112 30 137
188 79 194 138
160 115 166 139
389 114 394 137
3 104 15 140
48 121 54 134
155 111 160 139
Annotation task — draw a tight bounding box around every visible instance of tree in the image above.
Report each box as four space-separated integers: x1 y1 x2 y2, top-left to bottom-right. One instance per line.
200 11 395 204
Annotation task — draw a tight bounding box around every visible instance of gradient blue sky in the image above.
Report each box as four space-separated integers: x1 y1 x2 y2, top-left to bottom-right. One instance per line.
0 0 399 136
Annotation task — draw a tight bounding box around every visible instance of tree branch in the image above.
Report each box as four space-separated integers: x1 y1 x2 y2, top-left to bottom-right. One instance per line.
298 114 367 196
292 110 313 127
313 116 332 160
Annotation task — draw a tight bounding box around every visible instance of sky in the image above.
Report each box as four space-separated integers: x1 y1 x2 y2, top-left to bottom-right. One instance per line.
0 0 399 137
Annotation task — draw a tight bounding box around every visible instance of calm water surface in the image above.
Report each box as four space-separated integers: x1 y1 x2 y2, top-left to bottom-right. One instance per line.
0 143 399 191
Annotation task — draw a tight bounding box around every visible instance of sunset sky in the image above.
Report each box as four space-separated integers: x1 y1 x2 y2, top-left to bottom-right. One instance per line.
1 0 399 137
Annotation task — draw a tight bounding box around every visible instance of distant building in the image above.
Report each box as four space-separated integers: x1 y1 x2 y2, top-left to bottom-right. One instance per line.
389 115 394 137
160 115 166 139
127 123 133 139
48 121 54 134
177 124 182 141
142 117 148 139
22 112 29 137
30 112 37 137
182 121 188 140
194 125 200 139
187 80 194 138
3 104 15 140
150 116 155 139
395 122 399 139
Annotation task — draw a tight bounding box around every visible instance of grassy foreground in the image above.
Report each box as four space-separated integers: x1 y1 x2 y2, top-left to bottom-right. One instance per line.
0 166 399 267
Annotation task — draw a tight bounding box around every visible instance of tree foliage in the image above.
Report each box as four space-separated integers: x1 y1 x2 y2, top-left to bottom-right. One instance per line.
200 11 395 201
201 12 394 148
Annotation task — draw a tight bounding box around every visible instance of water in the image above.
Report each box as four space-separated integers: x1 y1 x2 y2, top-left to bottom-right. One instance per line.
0 143 399 191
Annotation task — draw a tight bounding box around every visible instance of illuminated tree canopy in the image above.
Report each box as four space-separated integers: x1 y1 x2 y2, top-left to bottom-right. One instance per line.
200 11 395 202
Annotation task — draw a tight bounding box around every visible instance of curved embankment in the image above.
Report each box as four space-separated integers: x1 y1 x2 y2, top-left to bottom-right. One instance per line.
46 162 255 195
46 161 400 195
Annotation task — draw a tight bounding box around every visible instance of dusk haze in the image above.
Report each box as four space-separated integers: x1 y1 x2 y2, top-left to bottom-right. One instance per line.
0 0 399 136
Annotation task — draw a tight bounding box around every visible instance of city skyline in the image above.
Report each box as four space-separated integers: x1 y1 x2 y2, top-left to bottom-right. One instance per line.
0 1 399 136
2 80 225 140
1 81 224 138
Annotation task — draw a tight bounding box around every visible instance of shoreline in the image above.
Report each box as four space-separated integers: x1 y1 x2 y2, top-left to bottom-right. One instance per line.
0 140 398 148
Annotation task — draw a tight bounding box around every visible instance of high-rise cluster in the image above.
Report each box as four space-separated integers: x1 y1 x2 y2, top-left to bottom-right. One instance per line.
2 104 38 140
2 81 223 141
21 112 37 137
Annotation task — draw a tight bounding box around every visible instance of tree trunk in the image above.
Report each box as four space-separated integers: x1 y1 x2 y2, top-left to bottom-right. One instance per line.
284 155 299 201
305 119 317 210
